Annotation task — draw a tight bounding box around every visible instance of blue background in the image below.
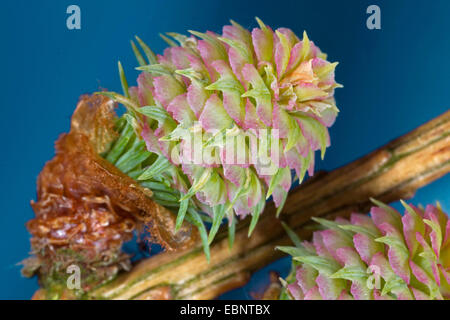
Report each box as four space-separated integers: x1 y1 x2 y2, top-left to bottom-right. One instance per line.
1 0 449 299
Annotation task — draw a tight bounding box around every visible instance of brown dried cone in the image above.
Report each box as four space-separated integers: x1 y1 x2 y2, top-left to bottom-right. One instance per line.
23 95 198 298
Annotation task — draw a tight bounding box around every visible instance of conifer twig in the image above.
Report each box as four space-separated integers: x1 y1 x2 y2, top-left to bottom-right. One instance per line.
33 110 450 300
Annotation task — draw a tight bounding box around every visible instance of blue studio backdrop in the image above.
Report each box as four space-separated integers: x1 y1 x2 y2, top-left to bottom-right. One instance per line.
0 0 449 299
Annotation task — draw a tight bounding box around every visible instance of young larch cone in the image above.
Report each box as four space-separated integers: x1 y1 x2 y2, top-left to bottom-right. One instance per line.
102 17 341 246
278 200 450 300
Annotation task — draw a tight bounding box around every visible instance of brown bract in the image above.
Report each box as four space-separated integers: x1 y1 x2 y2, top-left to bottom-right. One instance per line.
24 95 198 289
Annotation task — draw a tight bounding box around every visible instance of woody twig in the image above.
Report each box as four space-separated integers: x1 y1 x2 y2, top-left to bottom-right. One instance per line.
34 110 450 300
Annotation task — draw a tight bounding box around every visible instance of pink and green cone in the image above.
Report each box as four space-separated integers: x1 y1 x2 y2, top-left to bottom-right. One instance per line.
100 17 341 254
278 200 450 300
